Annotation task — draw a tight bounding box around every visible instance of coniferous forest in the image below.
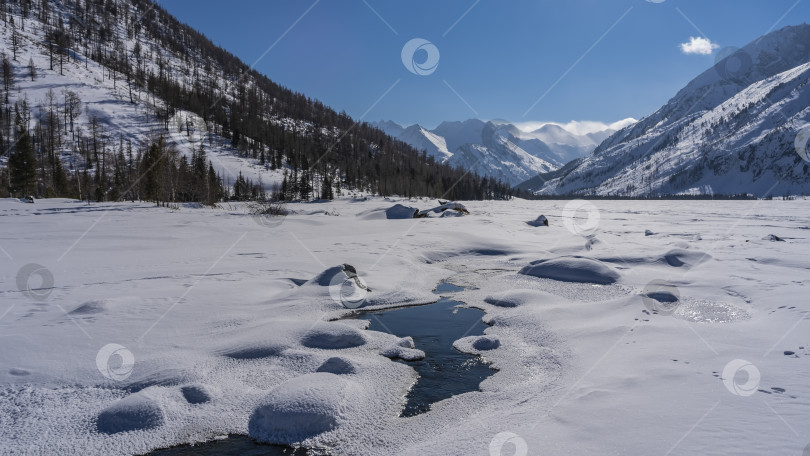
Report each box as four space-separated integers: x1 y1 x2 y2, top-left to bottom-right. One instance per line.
0 0 522 204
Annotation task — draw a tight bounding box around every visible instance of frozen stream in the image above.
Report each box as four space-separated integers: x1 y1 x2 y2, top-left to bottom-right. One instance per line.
146 281 494 454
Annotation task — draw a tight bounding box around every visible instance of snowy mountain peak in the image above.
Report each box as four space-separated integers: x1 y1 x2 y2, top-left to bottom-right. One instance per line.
527 24 810 197
373 118 629 186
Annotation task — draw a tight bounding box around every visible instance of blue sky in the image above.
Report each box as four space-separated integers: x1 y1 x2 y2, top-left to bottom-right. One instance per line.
161 0 809 130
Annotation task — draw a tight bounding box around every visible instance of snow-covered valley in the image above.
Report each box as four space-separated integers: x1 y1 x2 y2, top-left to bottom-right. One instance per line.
1 197 809 455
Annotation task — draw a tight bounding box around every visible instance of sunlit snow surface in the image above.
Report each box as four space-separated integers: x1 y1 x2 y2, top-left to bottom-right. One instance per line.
1 197 809 455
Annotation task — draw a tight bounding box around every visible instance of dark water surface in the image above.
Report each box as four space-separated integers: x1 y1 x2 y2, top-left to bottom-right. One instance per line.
348 294 493 417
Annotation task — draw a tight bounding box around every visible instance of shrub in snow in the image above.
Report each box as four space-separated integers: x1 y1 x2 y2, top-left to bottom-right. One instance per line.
301 324 367 349
96 393 164 434
519 256 620 284
527 215 549 227
316 357 357 375
248 373 356 444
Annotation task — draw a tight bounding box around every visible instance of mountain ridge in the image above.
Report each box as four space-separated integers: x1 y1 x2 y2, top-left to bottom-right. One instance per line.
524 23 810 197
373 117 633 186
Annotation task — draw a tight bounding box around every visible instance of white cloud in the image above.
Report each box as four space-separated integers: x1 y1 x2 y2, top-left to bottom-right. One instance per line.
513 118 637 136
680 36 719 55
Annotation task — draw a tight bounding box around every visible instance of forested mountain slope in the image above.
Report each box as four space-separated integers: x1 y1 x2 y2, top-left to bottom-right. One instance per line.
0 0 517 202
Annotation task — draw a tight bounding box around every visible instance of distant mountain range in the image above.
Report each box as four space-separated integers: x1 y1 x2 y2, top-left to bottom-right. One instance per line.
521 24 810 197
372 118 635 186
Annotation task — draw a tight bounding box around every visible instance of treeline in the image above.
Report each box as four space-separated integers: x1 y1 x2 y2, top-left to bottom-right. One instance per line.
0 94 226 203
0 0 523 202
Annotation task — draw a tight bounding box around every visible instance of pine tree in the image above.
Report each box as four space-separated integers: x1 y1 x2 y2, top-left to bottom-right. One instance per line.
321 174 333 200
142 141 163 204
8 114 37 196
27 57 36 81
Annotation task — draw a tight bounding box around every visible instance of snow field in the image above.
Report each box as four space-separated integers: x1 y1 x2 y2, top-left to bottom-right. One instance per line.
0 196 809 455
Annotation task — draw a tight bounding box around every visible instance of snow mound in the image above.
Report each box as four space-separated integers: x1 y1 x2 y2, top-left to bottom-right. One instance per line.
316 357 357 375
663 249 710 268
96 393 164 434
395 336 415 348
763 234 785 242
519 256 620 284
380 345 425 361
180 385 211 404
385 204 419 219
527 215 549 227
248 373 355 444
301 324 367 349
454 335 501 352
380 336 424 360
484 289 551 308
222 344 286 360
68 300 108 315
307 265 347 287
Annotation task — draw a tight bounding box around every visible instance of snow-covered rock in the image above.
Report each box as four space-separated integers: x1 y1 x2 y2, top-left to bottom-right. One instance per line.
527 215 549 227
385 204 420 219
